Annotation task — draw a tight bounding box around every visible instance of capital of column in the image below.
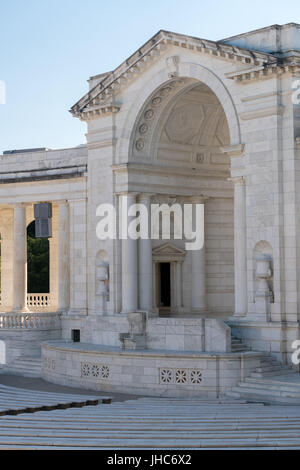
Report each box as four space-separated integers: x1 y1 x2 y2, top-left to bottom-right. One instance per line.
56 199 69 206
189 195 209 204
68 198 87 206
117 192 139 198
12 202 28 209
228 176 245 186
221 144 245 158
138 193 155 203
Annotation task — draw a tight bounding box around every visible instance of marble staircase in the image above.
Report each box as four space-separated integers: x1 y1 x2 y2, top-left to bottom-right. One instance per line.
227 354 300 403
0 357 42 378
231 336 249 352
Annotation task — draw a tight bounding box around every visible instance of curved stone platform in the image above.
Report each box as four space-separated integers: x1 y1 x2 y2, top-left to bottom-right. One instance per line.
41 340 263 398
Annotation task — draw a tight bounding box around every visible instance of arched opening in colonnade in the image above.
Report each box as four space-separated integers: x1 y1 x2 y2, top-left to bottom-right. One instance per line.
27 221 49 294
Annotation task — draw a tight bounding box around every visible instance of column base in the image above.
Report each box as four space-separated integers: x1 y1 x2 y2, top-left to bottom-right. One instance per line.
67 308 88 317
11 307 30 314
191 308 209 315
233 311 247 317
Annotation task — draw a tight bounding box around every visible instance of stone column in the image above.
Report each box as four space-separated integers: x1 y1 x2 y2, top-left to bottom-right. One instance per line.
0 208 14 310
12 204 28 312
49 204 58 309
121 193 138 312
232 177 247 316
138 194 152 312
69 198 87 315
58 201 70 312
152 262 157 311
191 197 207 313
176 261 183 310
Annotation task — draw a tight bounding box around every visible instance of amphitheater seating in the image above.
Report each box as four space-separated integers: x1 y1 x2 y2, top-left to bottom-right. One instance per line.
0 384 111 415
1 394 300 448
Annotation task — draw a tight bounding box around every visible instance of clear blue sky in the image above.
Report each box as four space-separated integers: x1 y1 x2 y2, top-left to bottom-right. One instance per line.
1 0 299 154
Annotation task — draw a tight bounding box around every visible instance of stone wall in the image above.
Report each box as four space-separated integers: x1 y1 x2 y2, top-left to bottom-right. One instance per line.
62 314 231 353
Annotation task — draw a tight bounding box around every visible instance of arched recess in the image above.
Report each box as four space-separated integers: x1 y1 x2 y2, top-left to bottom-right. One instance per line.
121 61 238 314
116 60 241 163
131 79 231 169
27 220 49 294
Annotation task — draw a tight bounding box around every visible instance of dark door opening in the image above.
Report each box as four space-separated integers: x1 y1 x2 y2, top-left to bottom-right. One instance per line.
27 220 49 294
159 262 171 308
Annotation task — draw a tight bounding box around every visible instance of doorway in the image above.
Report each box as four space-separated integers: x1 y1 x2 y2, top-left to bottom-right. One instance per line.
158 262 171 315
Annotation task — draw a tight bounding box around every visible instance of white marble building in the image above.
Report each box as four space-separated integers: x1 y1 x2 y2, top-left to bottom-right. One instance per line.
1 23 300 398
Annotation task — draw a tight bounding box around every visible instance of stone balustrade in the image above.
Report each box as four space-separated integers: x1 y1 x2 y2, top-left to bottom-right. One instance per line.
0 312 60 330
27 294 51 308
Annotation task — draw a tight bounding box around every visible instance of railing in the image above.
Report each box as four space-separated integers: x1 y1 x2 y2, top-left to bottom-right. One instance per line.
0 294 50 308
0 312 61 330
27 294 51 308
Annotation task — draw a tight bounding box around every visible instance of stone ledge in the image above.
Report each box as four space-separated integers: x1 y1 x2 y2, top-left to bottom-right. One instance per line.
42 340 263 359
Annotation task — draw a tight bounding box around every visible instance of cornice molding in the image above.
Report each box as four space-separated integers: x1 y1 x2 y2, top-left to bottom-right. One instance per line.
226 63 300 83
228 176 245 185
112 162 229 180
78 104 121 122
0 165 87 184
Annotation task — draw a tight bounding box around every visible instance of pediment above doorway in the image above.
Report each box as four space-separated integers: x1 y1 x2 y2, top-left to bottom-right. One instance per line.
152 242 186 262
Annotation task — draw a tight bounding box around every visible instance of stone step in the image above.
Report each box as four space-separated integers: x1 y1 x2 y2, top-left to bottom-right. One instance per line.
250 369 295 378
255 365 282 373
246 375 300 387
0 357 42 378
237 382 300 397
0 437 299 449
2 397 300 450
0 368 41 378
3 418 300 429
227 390 300 405
0 428 296 438
230 336 250 352
0 384 111 415
6 363 42 369
243 378 300 393
260 361 279 367
231 385 300 400
6 363 42 370
260 356 279 362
